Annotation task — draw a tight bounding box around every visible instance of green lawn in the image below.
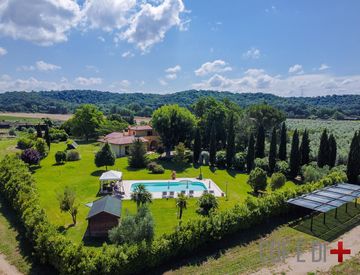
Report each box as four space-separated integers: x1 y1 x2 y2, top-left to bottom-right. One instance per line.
0 138 18 159
32 142 296 244
0 115 42 123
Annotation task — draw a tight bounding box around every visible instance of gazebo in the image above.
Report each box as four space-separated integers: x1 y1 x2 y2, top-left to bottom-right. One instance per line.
99 170 123 195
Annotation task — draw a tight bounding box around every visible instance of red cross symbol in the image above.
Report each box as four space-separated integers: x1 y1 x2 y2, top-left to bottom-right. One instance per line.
330 241 351 262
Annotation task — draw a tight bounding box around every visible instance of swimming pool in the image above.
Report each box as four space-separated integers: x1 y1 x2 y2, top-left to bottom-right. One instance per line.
130 180 207 192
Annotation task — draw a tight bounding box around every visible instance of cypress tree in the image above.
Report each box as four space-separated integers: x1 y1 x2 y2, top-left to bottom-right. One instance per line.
36 124 42 138
318 129 329 167
289 129 300 178
226 113 235 168
193 128 202 164
278 122 287 161
268 127 277 174
300 129 310 166
44 125 51 150
95 142 116 170
209 123 217 166
255 124 265 158
246 133 255 173
347 132 360 184
328 134 337 167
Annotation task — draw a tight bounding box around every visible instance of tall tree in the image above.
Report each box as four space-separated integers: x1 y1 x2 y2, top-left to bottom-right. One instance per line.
328 134 337 167
131 185 152 209
128 138 148 168
246 133 255 173
176 193 187 220
278 122 287 161
255 124 265 158
289 129 300 178
44 125 51 149
70 104 104 141
226 113 235 168
209 123 217 166
36 124 42 138
246 104 286 131
300 129 310 166
95 142 116 170
152 104 196 157
347 132 360 184
193 128 202 164
318 129 329 168
268 127 277 174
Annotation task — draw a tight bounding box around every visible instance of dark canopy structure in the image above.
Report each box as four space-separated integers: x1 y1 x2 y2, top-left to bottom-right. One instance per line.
287 183 360 230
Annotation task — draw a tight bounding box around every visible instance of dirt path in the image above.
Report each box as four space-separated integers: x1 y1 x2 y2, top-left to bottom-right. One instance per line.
253 225 360 274
0 112 72 121
0 254 22 275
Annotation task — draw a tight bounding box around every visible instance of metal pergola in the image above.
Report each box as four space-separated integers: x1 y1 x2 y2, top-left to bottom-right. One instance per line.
287 183 360 231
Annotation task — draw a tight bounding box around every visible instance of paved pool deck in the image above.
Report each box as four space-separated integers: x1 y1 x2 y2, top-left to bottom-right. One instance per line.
121 178 225 199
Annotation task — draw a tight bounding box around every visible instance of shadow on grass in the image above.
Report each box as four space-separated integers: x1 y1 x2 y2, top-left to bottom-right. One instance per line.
292 202 360 242
91 169 106 177
0 196 57 275
57 224 75 234
158 160 191 173
226 169 237 178
149 211 304 275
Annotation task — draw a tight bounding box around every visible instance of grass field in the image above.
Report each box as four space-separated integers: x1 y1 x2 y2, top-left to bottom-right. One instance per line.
0 112 72 122
0 138 18 159
32 142 296 244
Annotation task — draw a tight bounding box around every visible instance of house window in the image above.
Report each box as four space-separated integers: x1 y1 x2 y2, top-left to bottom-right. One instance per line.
125 146 129 155
147 130 153 136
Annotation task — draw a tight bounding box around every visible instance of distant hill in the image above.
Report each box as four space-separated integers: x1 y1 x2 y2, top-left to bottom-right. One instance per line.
1 90 360 119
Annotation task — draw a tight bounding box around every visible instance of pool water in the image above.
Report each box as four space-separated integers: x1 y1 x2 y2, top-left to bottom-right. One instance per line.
130 181 207 192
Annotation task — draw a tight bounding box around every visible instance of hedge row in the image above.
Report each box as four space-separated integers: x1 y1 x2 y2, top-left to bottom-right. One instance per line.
0 155 347 274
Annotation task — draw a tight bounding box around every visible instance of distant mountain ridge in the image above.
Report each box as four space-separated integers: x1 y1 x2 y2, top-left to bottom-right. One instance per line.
1 90 360 119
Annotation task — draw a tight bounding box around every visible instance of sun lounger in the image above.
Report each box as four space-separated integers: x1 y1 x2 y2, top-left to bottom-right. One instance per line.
162 191 168 198
181 190 186 195
169 191 175 198
209 190 215 195
189 190 194 197
203 190 209 194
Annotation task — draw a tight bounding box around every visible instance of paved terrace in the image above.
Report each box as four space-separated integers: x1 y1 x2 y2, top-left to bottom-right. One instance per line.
121 178 224 199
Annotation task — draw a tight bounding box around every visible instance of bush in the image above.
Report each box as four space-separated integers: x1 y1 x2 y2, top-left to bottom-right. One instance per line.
301 164 329 183
254 157 269 172
270 172 286 190
173 142 187 163
275 160 289 176
49 128 69 142
27 127 36 134
21 148 41 165
234 152 246 171
147 162 158 171
34 138 49 158
152 164 165 174
197 193 218 215
248 167 267 193
55 151 67 164
199 151 209 165
17 137 33 150
215 151 226 168
66 150 81 161
128 138 148 168
8 128 16 136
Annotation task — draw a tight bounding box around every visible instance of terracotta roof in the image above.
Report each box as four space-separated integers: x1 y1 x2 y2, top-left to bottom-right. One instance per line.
100 133 148 145
128 125 153 131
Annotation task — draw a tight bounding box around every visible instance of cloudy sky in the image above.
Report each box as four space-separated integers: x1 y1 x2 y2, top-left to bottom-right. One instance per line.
0 0 360 96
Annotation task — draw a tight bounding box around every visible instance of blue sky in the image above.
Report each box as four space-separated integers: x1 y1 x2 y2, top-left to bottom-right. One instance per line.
0 0 359 96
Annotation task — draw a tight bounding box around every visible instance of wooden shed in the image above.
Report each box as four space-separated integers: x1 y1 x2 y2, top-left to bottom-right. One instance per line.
86 196 121 237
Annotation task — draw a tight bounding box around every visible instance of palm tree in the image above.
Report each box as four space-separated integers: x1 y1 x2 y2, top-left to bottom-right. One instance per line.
131 184 152 208
176 193 187 219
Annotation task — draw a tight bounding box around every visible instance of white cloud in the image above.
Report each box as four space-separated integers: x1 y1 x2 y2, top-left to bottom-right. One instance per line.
121 51 134 58
192 68 360 97
0 0 81 46
319 64 330 71
0 74 71 91
165 74 177 80
120 0 186 52
75 76 102 86
288 64 304 74
195 60 232 76
165 65 181 74
0 47 7 56
85 65 99 73
159 79 168 86
36 61 61 71
82 0 136 32
17 61 61 72
243 48 261 59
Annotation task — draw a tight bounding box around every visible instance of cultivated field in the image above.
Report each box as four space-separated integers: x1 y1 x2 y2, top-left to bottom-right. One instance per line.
0 112 72 122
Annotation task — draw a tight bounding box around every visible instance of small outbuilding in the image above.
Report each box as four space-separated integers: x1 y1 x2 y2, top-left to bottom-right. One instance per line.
86 196 122 237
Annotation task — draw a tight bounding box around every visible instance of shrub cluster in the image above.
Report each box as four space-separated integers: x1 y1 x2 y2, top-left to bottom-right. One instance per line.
0 156 347 274
66 149 81 161
147 161 165 174
49 128 69 142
